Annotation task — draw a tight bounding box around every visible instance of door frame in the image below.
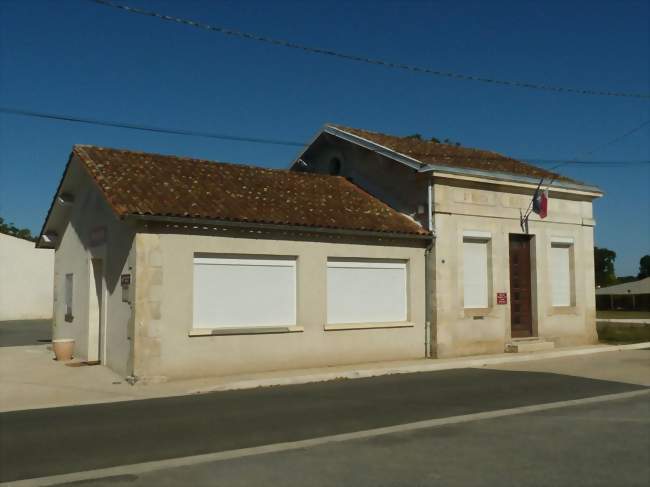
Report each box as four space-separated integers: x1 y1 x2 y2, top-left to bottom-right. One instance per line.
508 233 538 339
88 257 107 363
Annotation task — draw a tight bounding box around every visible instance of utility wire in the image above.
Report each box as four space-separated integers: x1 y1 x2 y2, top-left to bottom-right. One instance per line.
1 106 648 166
0 106 305 147
572 119 650 160
521 117 650 223
88 0 650 100
545 118 650 173
528 162 650 166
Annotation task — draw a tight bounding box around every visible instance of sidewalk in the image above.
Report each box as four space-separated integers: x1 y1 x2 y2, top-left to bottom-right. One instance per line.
1 341 648 413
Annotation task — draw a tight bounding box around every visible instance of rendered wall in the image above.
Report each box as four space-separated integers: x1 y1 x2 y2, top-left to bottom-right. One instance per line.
52 158 135 376
298 139 599 357
133 229 427 382
0 233 54 320
432 178 598 357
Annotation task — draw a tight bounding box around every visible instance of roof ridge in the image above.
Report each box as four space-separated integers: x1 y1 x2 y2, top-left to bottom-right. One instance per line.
72 144 342 180
326 124 578 184
330 124 516 159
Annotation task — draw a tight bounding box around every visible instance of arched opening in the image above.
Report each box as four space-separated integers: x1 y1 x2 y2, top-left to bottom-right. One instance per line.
328 157 342 175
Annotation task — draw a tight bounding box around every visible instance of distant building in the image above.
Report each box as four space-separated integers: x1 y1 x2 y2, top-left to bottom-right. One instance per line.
596 277 650 311
0 233 53 321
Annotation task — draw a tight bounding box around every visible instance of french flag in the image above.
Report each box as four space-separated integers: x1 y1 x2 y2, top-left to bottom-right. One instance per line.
532 187 548 219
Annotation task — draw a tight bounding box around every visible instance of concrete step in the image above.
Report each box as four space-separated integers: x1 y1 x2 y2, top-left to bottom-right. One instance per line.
505 339 555 353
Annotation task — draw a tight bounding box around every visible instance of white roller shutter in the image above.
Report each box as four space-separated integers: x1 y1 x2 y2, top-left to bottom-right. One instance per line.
327 260 407 324
551 244 571 306
193 256 296 328
463 240 488 308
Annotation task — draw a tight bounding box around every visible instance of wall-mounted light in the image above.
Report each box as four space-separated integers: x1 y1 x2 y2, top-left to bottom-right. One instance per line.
57 193 75 206
41 231 59 245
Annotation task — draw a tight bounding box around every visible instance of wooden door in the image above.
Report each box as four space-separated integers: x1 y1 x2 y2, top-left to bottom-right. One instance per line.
509 235 533 337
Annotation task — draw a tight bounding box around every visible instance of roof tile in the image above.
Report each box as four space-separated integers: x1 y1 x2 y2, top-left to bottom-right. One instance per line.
332 125 578 183
73 145 429 236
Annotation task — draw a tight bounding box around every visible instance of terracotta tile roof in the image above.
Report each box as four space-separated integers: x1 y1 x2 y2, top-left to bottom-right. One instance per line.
331 125 577 183
73 145 429 236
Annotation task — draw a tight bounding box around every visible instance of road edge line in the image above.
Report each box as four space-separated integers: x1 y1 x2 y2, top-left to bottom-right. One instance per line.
4 388 648 487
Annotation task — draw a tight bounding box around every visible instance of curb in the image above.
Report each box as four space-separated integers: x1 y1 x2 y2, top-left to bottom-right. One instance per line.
190 342 650 394
3 342 647 414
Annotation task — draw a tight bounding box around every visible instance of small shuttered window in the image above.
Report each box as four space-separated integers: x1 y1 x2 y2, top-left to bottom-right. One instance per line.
463 235 490 309
64 273 73 321
551 242 573 307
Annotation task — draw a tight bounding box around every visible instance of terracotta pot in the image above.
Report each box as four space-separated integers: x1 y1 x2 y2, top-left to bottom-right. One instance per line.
53 339 75 361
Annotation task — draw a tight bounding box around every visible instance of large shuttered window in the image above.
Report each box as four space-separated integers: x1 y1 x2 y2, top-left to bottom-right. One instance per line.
193 255 296 329
463 233 490 309
327 259 407 325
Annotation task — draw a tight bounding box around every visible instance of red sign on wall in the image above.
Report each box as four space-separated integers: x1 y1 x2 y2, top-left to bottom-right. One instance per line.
496 292 508 305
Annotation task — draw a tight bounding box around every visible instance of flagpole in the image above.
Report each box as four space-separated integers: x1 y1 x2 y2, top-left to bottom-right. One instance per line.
523 177 545 221
521 166 562 231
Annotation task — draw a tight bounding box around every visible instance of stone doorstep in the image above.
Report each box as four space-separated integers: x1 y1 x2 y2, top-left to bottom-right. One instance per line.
505 338 556 353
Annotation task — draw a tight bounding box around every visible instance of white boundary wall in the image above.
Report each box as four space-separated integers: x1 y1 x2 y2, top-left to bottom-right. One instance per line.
0 233 54 320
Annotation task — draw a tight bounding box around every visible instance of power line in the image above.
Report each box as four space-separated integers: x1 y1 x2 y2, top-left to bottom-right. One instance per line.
531 160 649 166
1 106 648 166
520 116 650 225
545 118 650 173
574 119 650 160
88 0 650 101
0 106 305 147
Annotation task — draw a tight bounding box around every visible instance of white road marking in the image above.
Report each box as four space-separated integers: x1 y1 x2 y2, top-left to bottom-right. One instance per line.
3 388 648 487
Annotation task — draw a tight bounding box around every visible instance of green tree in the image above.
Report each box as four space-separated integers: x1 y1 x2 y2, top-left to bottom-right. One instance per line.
616 275 637 284
638 255 650 279
594 247 617 287
0 217 36 242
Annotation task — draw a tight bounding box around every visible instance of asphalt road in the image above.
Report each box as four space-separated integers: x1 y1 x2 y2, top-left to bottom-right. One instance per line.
0 366 646 483
67 394 650 487
0 319 51 347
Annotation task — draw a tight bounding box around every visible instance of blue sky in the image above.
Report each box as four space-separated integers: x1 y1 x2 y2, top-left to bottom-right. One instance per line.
1 0 648 275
